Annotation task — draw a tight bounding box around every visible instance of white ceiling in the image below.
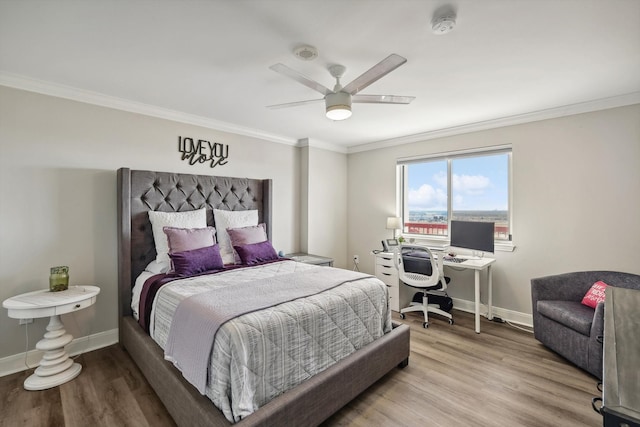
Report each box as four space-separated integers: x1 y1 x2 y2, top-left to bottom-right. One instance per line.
1 0 639 152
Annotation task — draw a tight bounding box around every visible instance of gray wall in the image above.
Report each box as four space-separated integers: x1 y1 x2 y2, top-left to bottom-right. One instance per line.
348 104 640 319
0 86 307 360
306 145 348 268
1 82 637 363
298 143 348 268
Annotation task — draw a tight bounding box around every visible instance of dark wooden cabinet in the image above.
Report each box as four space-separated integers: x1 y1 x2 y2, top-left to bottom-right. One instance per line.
600 287 640 426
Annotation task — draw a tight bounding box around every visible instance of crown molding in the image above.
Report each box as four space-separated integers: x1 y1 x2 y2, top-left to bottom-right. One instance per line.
0 72 298 147
2 72 637 155
348 92 640 154
297 138 348 154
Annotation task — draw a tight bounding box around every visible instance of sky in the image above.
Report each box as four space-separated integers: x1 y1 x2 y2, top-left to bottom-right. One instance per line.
407 153 508 211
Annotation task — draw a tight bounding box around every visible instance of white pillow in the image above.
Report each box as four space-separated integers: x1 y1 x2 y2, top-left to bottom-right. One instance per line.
148 208 207 264
145 259 171 274
213 209 258 264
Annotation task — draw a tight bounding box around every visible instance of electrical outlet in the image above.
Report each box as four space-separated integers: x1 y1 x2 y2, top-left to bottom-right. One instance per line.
19 318 33 325
353 255 359 264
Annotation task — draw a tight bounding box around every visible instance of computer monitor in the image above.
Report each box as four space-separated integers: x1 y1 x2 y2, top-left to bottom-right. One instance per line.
449 220 495 254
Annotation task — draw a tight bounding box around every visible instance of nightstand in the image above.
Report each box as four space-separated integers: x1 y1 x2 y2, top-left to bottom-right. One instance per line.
286 252 334 267
2 285 100 390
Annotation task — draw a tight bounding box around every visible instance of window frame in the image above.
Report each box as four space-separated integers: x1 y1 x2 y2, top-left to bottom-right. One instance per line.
397 145 514 252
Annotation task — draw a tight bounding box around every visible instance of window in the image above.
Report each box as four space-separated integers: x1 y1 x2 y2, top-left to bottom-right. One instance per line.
398 146 512 244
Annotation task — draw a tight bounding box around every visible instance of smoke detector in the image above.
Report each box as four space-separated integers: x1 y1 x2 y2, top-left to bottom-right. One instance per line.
431 13 456 35
293 45 318 61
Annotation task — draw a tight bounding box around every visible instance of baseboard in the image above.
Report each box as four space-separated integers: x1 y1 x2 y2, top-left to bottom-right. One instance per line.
451 297 533 327
0 301 531 377
0 328 119 377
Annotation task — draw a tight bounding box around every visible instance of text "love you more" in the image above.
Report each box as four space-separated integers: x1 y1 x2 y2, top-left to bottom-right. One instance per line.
178 136 229 168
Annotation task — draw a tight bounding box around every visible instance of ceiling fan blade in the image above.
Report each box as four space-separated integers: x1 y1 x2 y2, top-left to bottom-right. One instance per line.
352 94 415 104
269 63 333 96
342 54 408 95
266 98 324 110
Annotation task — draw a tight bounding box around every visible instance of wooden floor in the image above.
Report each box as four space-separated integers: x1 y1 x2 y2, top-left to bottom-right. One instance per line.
0 310 603 427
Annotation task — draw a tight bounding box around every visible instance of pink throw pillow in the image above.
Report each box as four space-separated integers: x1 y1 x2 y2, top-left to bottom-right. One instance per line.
227 223 268 264
163 226 216 254
581 281 608 308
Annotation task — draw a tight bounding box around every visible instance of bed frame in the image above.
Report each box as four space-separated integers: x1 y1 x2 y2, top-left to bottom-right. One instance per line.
117 168 410 426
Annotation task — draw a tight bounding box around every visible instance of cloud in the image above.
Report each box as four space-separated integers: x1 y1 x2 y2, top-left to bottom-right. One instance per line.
433 171 447 188
453 174 490 195
408 173 492 210
408 184 447 209
432 172 490 195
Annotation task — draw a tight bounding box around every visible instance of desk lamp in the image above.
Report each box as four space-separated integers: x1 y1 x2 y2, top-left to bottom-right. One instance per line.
386 217 402 239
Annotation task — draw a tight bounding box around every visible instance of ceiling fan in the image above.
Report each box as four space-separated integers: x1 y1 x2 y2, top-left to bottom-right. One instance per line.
267 54 415 121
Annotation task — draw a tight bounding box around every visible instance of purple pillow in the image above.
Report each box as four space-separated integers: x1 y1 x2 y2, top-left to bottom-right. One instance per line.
234 240 278 265
164 226 216 254
169 244 224 276
227 223 268 264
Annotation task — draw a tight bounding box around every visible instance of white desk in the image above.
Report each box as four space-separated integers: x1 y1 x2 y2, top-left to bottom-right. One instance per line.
3 285 100 390
444 257 496 333
374 252 495 333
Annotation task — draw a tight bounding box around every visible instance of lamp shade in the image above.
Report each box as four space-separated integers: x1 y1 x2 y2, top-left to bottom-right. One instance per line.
326 105 352 120
325 92 352 121
386 217 402 230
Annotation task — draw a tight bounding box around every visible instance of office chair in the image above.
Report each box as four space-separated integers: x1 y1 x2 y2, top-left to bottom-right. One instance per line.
393 245 454 328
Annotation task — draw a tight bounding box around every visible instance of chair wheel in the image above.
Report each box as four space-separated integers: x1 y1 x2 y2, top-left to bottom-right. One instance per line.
400 313 405 319
449 318 454 325
423 322 429 328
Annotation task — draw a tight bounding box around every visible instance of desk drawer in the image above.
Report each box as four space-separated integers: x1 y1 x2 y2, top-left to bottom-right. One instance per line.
376 269 397 287
374 253 401 311
375 255 395 269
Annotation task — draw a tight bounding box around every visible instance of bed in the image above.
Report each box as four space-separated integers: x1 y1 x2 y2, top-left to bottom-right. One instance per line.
117 167 410 427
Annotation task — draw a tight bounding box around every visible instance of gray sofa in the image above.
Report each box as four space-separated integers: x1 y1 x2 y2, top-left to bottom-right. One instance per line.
531 271 640 379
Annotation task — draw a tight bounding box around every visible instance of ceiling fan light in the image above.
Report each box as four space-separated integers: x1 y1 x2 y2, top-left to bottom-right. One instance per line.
326 104 352 120
325 92 352 120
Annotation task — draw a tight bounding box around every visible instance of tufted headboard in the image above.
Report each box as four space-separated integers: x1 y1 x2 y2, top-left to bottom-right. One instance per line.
117 168 272 318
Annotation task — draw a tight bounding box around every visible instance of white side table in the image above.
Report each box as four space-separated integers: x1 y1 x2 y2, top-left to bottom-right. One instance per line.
2 285 100 390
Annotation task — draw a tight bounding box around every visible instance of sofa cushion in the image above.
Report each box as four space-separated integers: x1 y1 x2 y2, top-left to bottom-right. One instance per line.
537 300 594 336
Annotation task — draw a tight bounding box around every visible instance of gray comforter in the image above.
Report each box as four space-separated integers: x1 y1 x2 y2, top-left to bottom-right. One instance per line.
165 267 376 394
148 260 391 422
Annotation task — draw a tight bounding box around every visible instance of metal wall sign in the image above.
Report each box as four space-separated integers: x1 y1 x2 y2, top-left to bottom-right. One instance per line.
178 136 229 168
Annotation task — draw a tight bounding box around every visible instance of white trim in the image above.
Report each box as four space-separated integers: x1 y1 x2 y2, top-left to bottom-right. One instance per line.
2 72 637 154
397 144 512 164
0 72 298 147
495 241 515 252
400 235 514 252
507 151 514 245
349 92 640 153
0 309 531 380
297 138 348 154
397 146 515 252
451 298 533 327
0 328 118 377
